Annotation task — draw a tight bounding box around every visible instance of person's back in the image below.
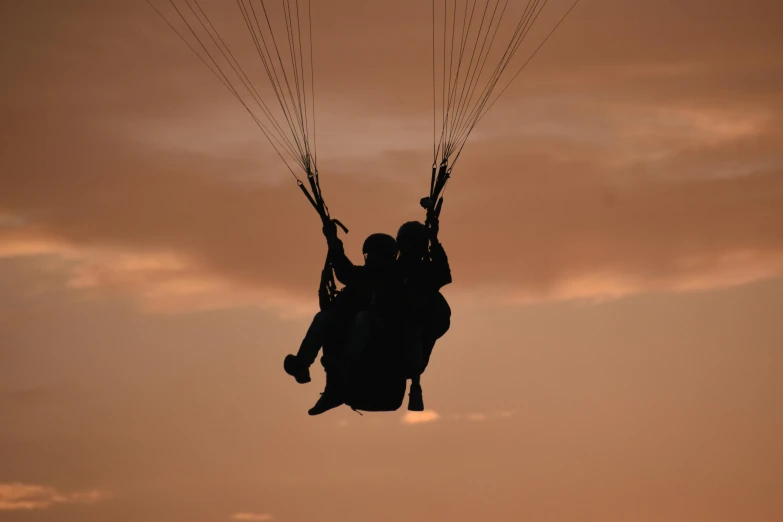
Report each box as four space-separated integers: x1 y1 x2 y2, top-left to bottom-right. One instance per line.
328 230 406 319
397 220 452 336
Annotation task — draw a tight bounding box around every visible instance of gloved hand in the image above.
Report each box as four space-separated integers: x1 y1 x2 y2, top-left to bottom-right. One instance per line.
322 219 337 241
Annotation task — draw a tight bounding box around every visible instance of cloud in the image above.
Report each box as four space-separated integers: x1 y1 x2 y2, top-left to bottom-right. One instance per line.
1 0 782 314
401 410 441 425
448 411 515 422
232 513 273 521
0 228 317 317
0 483 111 511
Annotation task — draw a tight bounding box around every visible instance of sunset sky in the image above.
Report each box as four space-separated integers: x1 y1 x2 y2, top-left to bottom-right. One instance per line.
1 0 782 521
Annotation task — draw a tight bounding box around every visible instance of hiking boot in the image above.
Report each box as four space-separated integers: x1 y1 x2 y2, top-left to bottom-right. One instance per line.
284 354 311 384
308 390 344 416
407 382 424 411
308 375 345 415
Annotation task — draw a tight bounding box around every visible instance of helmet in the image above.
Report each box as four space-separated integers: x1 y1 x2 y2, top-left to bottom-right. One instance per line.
396 221 428 256
397 221 426 243
362 233 398 259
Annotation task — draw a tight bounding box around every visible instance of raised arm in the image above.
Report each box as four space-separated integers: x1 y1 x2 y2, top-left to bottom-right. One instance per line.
427 219 452 290
323 222 361 286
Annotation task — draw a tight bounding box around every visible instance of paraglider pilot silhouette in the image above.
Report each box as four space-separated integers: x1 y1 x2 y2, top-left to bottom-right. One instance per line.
284 215 451 415
395 219 452 410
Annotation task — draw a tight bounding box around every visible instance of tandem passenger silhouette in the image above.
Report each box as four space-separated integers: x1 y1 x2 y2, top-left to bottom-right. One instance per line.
284 213 452 416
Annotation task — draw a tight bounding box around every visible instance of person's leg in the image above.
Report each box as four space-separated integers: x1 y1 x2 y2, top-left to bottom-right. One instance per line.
320 311 348 372
297 310 331 366
408 293 450 411
428 292 451 341
308 370 345 415
404 318 426 411
309 312 354 416
408 374 424 412
284 310 331 384
419 336 438 374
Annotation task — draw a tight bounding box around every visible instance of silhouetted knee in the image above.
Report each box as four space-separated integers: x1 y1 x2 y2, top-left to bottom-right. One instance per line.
313 309 331 327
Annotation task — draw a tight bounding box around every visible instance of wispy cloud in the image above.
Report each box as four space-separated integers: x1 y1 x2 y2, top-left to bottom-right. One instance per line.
448 411 515 422
401 410 515 425
232 513 273 521
0 483 111 511
2 0 783 316
0 228 316 317
401 410 441 425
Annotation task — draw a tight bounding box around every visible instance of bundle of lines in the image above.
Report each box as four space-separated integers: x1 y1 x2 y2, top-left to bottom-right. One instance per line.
432 0 581 171
148 0 319 181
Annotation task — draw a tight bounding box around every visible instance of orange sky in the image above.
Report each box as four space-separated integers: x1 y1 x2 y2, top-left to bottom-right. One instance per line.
1 1 782 521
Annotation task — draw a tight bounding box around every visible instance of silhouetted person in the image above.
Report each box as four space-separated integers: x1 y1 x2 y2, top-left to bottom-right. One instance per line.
396 218 452 411
285 222 407 416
